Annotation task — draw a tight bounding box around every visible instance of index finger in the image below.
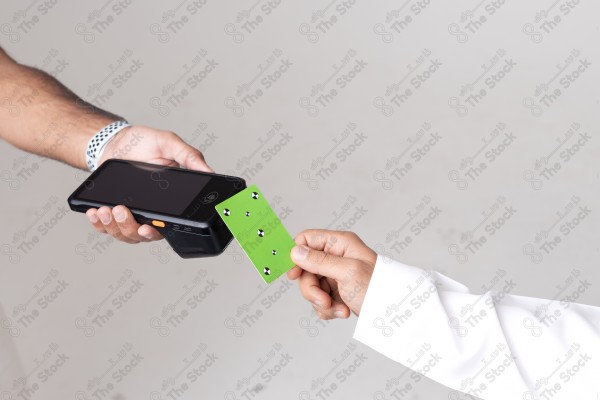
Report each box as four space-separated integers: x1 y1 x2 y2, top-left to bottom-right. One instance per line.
294 229 368 259
166 134 214 173
294 229 345 252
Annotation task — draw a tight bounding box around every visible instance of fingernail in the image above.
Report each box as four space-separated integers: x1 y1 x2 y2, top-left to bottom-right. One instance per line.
99 212 111 225
314 300 323 308
291 245 308 261
335 311 345 318
113 209 126 222
141 233 154 240
87 213 98 224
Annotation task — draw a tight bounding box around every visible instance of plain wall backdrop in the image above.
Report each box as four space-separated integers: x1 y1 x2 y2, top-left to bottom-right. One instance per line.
0 1 599 399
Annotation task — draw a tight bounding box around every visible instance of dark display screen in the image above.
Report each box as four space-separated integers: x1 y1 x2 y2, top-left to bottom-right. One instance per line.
78 162 210 215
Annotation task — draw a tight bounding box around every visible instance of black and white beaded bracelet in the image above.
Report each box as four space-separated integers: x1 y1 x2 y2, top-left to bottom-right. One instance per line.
85 120 130 171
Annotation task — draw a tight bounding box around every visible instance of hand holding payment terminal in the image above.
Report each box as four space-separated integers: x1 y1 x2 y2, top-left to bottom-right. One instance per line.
68 159 246 258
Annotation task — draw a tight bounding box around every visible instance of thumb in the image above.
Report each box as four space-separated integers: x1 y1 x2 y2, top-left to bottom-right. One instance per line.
290 245 346 281
166 135 215 173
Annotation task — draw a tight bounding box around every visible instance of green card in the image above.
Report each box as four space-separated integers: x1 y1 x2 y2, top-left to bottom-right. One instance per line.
215 185 295 283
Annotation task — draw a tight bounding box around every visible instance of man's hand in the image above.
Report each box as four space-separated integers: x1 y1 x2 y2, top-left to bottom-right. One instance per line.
0 47 212 244
85 125 214 243
287 230 377 319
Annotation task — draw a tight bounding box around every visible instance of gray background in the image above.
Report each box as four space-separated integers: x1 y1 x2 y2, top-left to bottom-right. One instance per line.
0 1 599 399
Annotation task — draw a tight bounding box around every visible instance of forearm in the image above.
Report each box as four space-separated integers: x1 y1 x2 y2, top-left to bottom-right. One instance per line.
0 48 122 170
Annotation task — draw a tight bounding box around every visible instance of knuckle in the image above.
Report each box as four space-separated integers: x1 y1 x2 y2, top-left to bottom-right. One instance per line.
319 312 331 321
343 231 359 241
294 231 309 245
300 286 313 299
325 234 338 251
164 130 178 139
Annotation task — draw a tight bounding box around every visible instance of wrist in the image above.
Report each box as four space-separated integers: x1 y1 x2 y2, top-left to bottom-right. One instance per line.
85 120 130 171
96 125 134 166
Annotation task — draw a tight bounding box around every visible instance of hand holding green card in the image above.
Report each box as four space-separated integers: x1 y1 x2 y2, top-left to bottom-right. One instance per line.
215 185 296 284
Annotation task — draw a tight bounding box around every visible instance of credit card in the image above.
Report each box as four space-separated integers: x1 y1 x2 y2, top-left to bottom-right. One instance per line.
215 185 295 283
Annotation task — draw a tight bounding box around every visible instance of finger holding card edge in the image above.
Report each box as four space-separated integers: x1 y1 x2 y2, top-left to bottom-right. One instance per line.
286 265 303 280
